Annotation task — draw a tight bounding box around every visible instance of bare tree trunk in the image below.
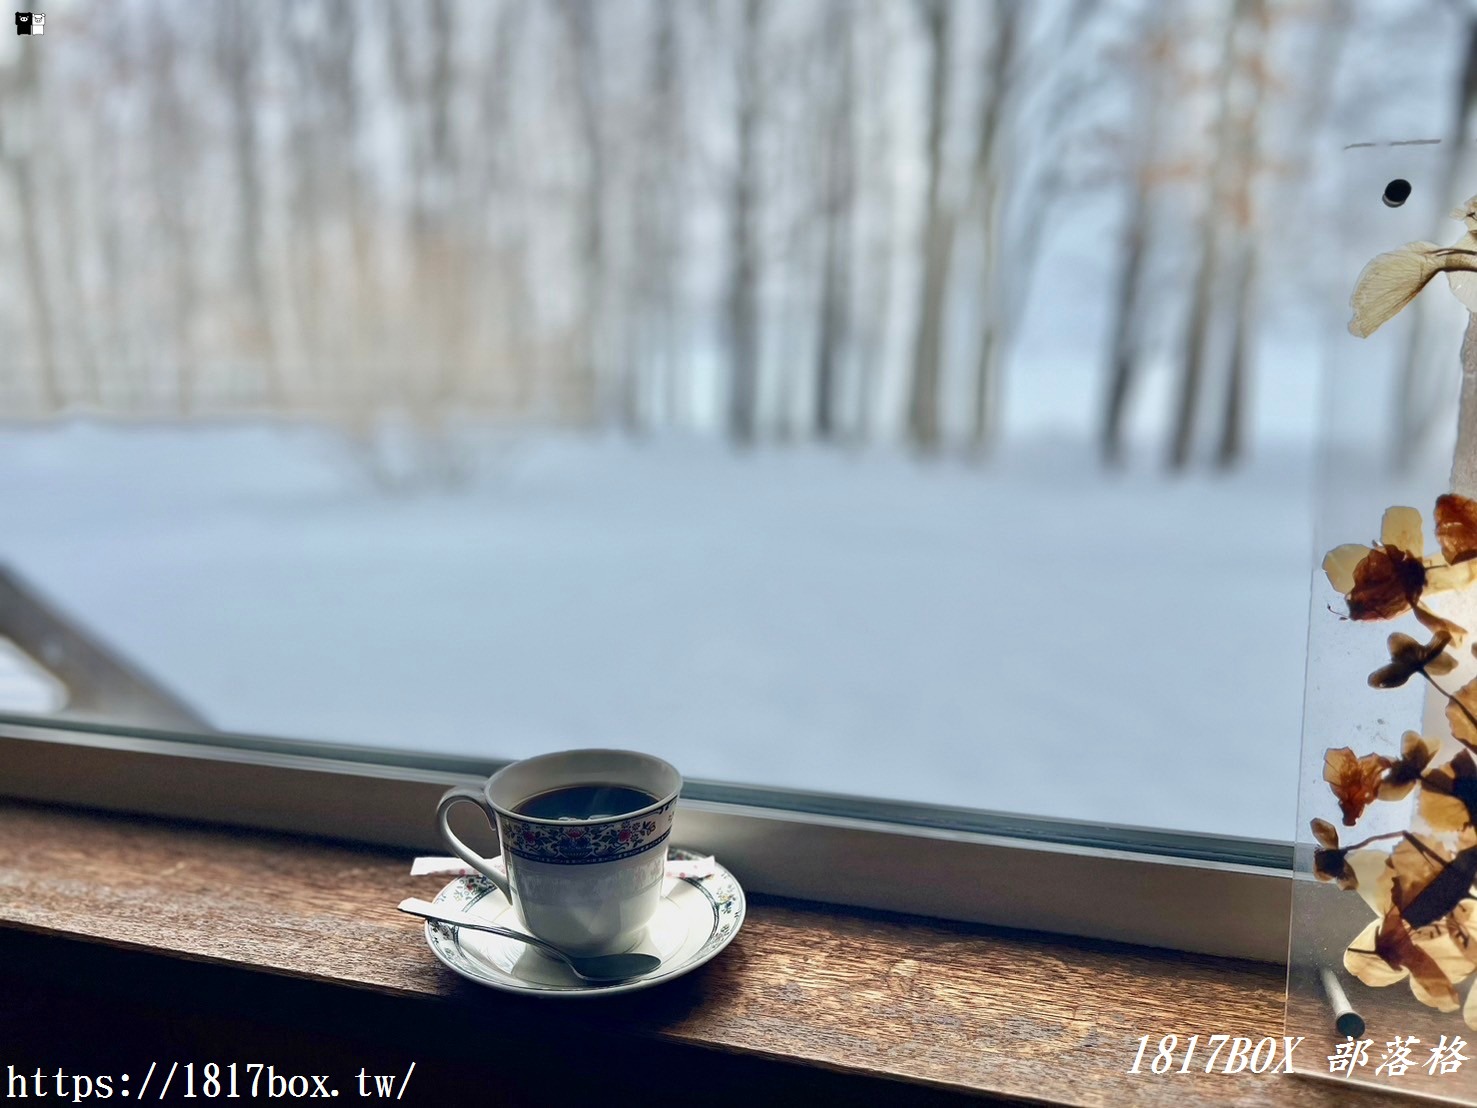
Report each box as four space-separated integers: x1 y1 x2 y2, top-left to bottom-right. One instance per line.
968 1 1092 457
53 153 95 405
97 57 132 407
280 0 367 421
287 9 336 401
632 0 683 432
1101 2 1168 466
10 154 59 410
219 0 280 404
429 0 456 190
727 0 764 444
1217 246 1254 468
425 0 473 421
853 8 896 444
560 0 607 428
1103 199 1148 465
654 0 684 430
856 188 893 444
479 0 534 413
146 14 199 413
329 0 371 405
1168 0 1242 470
1 48 60 410
1214 0 1269 469
908 0 952 451
966 0 1022 455
382 0 424 428
1169 232 1216 469
813 0 855 440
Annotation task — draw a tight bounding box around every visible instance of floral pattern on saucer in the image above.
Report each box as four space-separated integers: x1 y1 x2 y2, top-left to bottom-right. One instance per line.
701 870 743 949
423 847 745 997
496 797 675 865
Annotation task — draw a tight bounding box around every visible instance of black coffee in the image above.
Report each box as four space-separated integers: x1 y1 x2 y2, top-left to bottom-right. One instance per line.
513 783 659 821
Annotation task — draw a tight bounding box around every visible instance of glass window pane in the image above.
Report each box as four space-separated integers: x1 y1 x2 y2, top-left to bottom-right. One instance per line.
0 0 1432 846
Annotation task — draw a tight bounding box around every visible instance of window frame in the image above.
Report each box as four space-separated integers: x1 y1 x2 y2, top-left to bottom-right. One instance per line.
0 716 1292 962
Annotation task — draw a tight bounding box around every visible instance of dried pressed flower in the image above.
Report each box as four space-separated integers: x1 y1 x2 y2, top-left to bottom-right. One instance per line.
1325 533 1427 622
1323 506 1477 640
1325 747 1393 827
1369 631 1458 689
1346 907 1463 1012
1343 835 1477 1013
1437 494 1477 565
1342 245 1477 1029
1380 732 1443 801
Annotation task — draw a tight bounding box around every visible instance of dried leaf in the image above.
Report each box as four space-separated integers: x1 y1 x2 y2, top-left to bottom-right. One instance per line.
1349 245 1448 338
1437 494 1477 564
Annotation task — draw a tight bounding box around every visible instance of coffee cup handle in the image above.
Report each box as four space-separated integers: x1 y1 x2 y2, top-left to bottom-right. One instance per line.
436 786 512 899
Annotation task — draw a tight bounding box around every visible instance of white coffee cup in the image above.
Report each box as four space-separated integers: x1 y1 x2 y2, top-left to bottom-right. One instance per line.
437 749 682 956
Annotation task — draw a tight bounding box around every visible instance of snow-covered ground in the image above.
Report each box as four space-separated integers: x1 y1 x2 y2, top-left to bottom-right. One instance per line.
0 421 1323 840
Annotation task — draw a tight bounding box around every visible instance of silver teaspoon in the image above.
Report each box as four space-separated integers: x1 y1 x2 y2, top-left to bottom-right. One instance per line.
397 898 663 983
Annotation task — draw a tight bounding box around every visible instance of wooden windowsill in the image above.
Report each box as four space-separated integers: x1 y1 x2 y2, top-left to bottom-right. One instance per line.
0 800 1386 1106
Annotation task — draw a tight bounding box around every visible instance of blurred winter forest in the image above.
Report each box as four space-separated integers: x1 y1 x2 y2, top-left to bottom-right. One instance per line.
0 0 1470 471
17 0 1477 828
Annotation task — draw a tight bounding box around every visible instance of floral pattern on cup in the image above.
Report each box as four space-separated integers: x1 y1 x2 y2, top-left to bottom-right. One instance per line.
497 797 676 865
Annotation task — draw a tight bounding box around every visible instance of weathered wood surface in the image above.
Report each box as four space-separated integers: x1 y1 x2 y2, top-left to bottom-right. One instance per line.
0 800 1397 1105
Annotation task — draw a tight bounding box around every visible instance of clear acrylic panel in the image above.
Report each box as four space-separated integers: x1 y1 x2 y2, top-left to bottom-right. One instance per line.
1286 139 1477 1101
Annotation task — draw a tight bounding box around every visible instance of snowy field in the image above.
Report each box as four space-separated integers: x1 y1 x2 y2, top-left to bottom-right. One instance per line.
0 421 1323 841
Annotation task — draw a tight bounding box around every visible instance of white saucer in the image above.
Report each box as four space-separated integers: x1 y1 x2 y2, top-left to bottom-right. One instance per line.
423 848 746 997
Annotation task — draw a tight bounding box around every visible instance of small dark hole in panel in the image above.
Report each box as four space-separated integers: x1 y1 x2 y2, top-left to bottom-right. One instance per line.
1383 178 1412 208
